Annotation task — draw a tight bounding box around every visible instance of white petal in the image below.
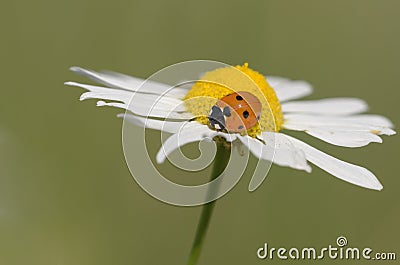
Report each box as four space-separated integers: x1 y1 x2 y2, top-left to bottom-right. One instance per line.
69 66 187 98
117 113 189 133
67 81 183 108
96 100 126 109
266 76 313 102
293 115 396 134
283 135 383 190
283 114 395 147
284 114 395 135
285 113 394 128
66 82 133 102
305 129 382 148
156 124 237 164
282 98 368 115
66 81 192 119
237 133 311 172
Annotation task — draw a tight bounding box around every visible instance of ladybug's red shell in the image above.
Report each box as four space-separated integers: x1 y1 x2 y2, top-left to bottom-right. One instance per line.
208 92 262 133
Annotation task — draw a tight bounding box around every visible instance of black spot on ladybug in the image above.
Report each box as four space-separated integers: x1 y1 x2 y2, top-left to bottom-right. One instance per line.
242 110 249 119
223 106 231 117
238 125 244 130
236 95 243 101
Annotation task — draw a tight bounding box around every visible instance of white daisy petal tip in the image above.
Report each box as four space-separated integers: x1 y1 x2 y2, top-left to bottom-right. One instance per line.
69 67 101 80
354 169 383 191
371 128 396 136
64 81 75 86
69 66 89 75
267 76 313 102
285 135 384 191
96 100 108 107
377 116 394 128
65 81 95 93
297 163 312 173
64 82 99 100
388 129 397 136
373 181 383 191
79 93 89 101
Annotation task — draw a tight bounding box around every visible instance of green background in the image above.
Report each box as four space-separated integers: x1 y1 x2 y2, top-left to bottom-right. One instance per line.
1 0 399 264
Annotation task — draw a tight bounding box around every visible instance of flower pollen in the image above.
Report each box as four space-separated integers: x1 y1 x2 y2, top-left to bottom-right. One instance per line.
184 63 283 137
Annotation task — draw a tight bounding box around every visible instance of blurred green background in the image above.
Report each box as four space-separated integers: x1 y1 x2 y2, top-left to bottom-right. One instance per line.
1 0 399 264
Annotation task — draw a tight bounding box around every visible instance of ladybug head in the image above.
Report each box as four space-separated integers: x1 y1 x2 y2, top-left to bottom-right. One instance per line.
208 105 226 131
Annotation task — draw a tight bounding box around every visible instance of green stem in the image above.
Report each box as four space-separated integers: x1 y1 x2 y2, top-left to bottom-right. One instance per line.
186 144 230 265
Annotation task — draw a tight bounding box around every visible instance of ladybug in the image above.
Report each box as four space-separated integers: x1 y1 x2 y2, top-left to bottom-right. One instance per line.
208 91 262 133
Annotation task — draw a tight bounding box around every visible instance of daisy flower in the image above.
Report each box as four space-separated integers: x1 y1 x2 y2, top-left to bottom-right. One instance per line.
66 61 395 265
66 62 395 191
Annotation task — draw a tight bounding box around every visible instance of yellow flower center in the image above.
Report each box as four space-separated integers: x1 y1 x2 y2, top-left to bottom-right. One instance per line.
184 63 283 138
